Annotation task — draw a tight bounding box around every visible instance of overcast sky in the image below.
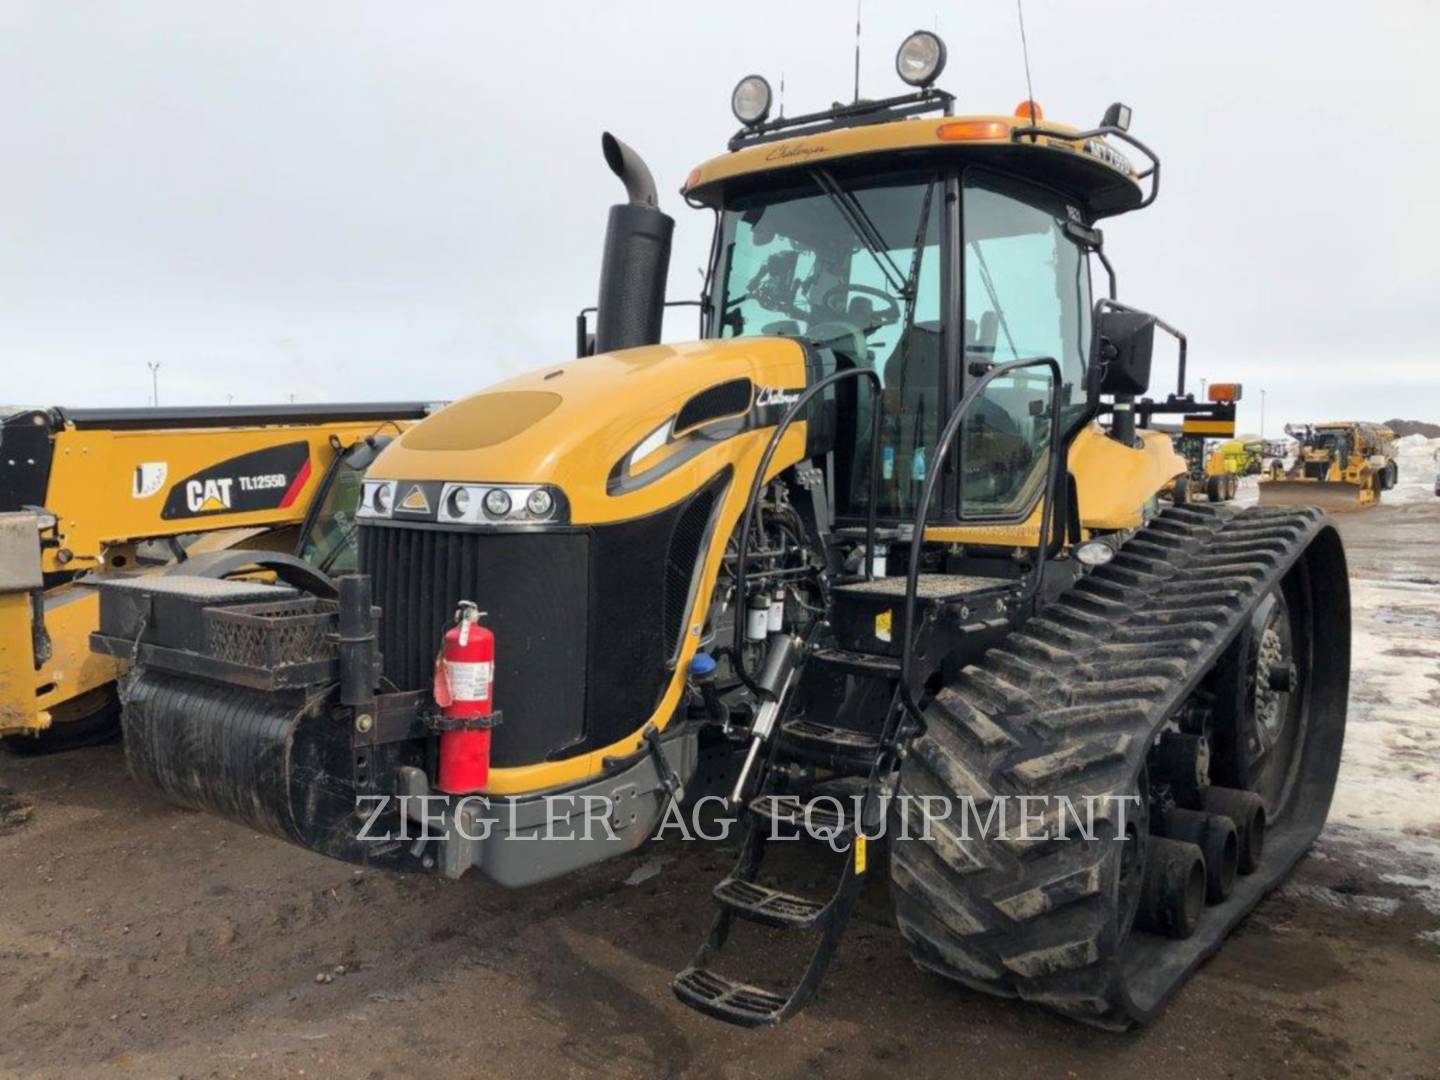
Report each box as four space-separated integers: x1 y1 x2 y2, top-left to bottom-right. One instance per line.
2 1 1436 435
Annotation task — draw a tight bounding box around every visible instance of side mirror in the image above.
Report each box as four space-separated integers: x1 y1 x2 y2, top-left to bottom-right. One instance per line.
1092 309 1155 397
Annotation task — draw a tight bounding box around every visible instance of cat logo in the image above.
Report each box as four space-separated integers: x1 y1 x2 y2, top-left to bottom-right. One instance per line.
398 485 431 513
185 477 234 513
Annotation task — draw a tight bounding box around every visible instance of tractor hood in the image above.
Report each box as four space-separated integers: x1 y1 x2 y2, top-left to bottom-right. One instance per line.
369 337 811 525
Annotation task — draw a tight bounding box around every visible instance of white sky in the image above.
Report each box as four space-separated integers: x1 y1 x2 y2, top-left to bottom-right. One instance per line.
2 1 1437 436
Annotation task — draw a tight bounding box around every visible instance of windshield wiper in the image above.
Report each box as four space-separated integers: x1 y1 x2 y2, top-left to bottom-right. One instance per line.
812 169 911 299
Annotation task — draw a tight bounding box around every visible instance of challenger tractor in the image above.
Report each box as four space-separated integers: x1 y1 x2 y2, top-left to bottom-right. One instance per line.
88 32 1350 1031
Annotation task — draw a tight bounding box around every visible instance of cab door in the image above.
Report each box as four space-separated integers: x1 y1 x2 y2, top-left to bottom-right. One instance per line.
953 168 1092 522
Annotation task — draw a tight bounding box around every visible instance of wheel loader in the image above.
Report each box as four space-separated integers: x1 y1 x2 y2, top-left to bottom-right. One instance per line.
0 402 430 750
1259 420 1397 509
87 31 1350 1032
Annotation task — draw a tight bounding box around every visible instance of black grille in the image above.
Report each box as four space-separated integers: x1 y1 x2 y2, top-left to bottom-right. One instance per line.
360 525 589 767
676 379 753 433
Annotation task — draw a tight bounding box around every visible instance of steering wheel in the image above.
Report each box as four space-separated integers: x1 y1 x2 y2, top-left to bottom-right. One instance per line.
818 283 902 329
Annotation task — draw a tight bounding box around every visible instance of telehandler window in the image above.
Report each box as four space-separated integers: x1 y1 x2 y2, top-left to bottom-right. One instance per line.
958 170 1090 520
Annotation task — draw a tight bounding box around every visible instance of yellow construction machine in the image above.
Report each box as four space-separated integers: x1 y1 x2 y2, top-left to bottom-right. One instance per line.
90 31 1350 1032
0 402 430 749
1259 421 1398 509
1159 383 1242 502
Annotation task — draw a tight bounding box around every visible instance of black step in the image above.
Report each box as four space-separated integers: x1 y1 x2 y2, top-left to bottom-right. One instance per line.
778 717 882 773
672 967 789 1028
712 877 829 930
810 646 901 679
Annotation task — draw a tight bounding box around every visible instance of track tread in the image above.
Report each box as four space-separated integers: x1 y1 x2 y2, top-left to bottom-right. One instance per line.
890 504 1336 1028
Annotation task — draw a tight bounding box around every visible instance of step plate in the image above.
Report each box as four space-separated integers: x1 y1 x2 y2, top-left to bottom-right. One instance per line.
713 876 828 930
672 967 788 1028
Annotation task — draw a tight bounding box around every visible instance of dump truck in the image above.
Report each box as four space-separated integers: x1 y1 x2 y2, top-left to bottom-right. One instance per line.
0 402 430 749
88 31 1349 1032
1259 420 1397 509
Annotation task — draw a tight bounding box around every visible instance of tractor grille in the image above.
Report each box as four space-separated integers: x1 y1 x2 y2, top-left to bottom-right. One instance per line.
360 526 590 767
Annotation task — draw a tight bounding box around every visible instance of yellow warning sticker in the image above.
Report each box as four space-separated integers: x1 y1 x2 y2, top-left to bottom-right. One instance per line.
854 834 868 874
875 609 893 644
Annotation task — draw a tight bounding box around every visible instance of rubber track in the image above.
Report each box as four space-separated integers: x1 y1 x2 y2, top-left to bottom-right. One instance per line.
890 503 1337 1028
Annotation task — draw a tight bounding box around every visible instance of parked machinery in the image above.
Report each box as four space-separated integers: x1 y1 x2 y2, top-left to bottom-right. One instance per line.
91 32 1349 1032
1260 421 1398 509
0 403 429 749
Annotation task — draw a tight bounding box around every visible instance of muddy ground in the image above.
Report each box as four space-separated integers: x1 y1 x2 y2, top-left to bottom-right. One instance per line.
3 493 1438 1080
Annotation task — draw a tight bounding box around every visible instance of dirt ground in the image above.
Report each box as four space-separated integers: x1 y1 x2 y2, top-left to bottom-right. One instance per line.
3 494 1439 1080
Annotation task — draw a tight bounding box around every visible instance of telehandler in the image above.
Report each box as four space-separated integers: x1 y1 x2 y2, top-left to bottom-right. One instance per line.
89 32 1349 1031
1260 420 1397 509
0 402 430 749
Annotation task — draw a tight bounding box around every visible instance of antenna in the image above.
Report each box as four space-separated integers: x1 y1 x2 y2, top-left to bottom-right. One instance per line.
853 0 862 103
780 70 786 118
1016 0 1037 118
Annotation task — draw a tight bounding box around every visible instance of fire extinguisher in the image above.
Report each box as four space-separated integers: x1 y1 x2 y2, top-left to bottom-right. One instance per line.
432 600 500 794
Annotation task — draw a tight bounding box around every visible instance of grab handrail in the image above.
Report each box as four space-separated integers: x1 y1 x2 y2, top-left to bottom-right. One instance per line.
897 356 1066 725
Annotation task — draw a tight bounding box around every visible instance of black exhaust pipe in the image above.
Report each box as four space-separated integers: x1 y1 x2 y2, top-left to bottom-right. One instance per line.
594 132 674 354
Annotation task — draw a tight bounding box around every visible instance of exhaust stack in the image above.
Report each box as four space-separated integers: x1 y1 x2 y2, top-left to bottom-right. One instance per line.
594 133 674 354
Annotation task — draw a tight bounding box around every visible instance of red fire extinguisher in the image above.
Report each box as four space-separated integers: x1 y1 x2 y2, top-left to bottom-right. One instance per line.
432 600 498 794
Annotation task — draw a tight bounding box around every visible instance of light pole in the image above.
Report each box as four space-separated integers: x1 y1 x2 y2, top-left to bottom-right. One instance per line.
1260 389 1266 439
147 362 161 407
1199 377 1207 401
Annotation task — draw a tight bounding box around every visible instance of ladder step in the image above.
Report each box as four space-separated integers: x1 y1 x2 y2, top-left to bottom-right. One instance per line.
778 717 882 773
713 877 829 930
672 966 789 1028
810 646 901 679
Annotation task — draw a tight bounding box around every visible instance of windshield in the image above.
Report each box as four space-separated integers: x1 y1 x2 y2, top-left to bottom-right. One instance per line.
711 170 943 518
296 450 366 574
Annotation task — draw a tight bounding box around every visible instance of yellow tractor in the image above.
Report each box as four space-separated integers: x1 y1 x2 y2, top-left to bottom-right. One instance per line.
90 32 1349 1031
1260 421 1398 509
0 402 430 750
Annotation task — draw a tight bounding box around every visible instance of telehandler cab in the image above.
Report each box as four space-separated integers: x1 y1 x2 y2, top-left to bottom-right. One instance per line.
91 31 1350 1030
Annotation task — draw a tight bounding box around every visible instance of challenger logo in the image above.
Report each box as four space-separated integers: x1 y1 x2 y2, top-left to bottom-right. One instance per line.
161 442 312 520
398 485 431 513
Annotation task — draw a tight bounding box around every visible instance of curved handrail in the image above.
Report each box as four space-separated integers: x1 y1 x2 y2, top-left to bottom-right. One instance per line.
732 365 884 696
898 356 1066 725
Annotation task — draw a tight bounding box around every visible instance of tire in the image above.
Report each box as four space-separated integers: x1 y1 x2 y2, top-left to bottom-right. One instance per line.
1206 475 1224 502
888 505 1347 1028
2 687 121 755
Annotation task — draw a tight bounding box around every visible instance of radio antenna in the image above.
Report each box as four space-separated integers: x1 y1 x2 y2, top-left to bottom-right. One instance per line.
853 0 862 102
1016 0 1036 118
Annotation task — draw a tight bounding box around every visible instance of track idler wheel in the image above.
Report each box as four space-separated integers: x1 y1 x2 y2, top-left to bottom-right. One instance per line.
1161 808 1238 903
1203 786 1267 874
1136 837 1206 939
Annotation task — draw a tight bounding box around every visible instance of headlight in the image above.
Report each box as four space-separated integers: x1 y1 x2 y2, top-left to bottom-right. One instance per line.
895 30 947 87
433 483 568 525
483 489 512 518
731 75 772 125
357 480 396 519
1075 539 1116 567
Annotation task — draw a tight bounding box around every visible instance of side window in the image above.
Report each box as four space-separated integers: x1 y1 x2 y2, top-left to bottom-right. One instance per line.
960 170 1090 519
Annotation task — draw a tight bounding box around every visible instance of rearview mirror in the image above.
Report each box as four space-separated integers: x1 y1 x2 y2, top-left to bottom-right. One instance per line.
1092 309 1154 397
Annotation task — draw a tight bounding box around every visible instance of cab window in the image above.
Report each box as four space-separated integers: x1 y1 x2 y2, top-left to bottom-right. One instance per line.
959 169 1091 519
